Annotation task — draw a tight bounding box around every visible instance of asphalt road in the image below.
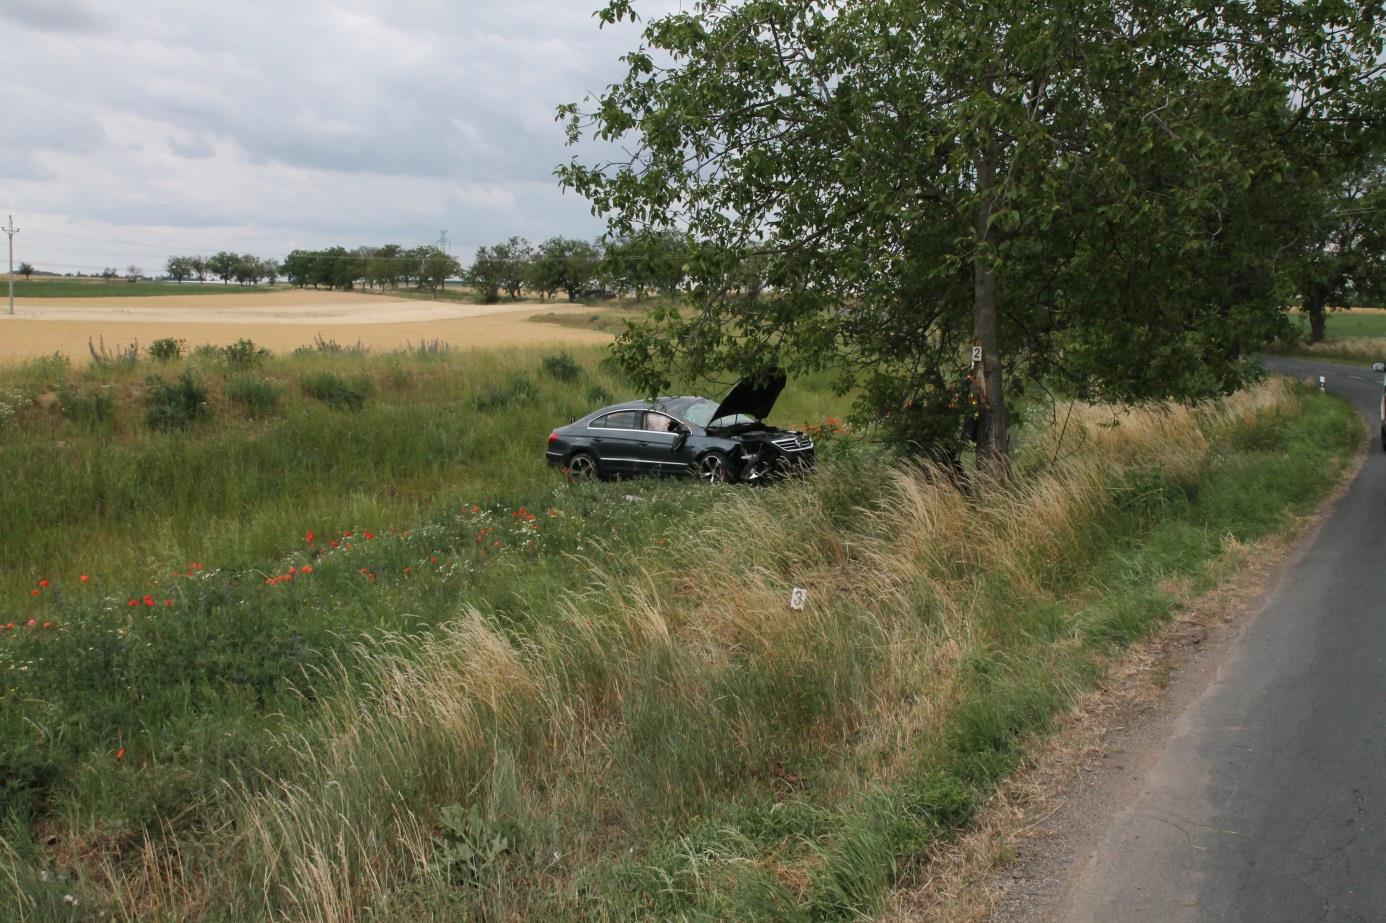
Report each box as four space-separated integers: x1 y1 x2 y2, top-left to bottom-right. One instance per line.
1058 357 1386 923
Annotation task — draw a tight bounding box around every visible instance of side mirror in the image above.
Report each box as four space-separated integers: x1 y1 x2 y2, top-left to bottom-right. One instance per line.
1372 362 1385 373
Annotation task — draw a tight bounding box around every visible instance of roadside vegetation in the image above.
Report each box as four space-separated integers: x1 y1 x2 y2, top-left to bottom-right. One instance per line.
1270 308 1386 365
0 348 1360 918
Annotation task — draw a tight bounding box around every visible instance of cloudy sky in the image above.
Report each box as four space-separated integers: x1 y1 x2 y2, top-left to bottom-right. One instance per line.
0 0 680 275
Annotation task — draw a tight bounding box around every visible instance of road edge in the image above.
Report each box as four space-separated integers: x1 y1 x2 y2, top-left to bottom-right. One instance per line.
880 396 1368 923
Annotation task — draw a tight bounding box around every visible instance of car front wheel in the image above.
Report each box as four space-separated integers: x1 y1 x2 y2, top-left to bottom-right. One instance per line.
696 451 735 485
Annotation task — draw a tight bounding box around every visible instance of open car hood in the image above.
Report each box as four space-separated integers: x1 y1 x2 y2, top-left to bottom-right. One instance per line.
711 369 787 423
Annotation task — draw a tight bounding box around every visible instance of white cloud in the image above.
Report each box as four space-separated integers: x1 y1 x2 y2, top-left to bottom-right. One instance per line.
0 0 684 273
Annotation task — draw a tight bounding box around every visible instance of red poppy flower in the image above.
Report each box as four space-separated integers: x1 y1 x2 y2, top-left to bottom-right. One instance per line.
190 562 202 571
30 589 39 597
301 565 313 575
127 599 139 608
42 621 53 630
305 530 315 544
115 747 125 760
364 531 376 540
403 567 411 575
38 579 49 588
143 595 155 607
330 540 339 548
79 574 89 583
25 619 36 628
164 599 173 607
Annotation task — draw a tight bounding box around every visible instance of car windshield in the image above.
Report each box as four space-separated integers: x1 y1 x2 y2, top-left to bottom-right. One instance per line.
680 398 721 428
681 398 759 429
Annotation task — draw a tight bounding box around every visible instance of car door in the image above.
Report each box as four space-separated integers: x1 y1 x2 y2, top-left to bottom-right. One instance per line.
635 411 691 474
587 410 645 476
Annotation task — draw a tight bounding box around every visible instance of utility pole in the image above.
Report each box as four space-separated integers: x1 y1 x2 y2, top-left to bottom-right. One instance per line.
3 215 17 316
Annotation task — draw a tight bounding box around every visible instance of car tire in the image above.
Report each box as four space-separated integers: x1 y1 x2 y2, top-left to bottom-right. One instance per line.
566 451 601 482
696 450 736 485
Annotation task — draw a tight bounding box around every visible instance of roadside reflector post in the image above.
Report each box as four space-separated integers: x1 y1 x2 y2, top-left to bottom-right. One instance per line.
1319 376 1326 392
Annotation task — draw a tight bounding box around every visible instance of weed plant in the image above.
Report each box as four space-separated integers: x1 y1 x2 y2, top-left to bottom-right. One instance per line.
301 370 375 410
143 373 211 431
226 376 283 419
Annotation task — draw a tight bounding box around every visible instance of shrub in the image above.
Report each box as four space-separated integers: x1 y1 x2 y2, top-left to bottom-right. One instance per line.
223 339 271 370
475 374 538 412
227 376 283 419
147 338 186 363
145 373 211 431
540 352 582 382
58 384 116 431
301 371 374 411
585 384 614 406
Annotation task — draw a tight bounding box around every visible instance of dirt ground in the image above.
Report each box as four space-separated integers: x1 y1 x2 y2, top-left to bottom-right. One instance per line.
0 290 612 363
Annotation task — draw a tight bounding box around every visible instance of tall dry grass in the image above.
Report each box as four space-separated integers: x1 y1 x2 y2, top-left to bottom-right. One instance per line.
92 380 1312 920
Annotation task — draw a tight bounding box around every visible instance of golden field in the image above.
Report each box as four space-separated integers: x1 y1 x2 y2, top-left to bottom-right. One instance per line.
0 289 611 363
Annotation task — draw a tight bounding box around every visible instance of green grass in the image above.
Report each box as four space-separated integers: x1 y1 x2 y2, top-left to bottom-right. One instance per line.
6 280 280 297
0 362 1361 920
1289 309 1386 341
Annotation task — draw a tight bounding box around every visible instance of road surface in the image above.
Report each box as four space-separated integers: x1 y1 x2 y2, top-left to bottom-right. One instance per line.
1057 357 1386 923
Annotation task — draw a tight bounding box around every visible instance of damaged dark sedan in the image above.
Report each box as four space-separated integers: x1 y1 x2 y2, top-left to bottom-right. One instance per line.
545 370 815 483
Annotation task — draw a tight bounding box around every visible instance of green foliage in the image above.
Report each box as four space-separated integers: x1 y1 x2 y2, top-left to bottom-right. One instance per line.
144 373 211 431
58 384 116 432
301 370 375 411
527 237 602 301
226 376 283 419
147 337 185 362
585 384 614 406
475 374 538 412
222 338 271 370
539 352 582 382
563 0 1386 463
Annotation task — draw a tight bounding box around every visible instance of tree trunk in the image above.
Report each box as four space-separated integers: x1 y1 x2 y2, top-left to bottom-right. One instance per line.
1306 293 1327 344
973 142 1009 480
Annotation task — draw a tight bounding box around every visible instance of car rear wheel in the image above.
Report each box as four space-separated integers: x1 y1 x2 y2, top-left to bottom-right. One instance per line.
566 451 600 482
697 451 735 484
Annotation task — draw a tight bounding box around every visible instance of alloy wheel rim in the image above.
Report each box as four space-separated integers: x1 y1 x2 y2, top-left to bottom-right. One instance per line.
699 456 726 483
568 456 596 481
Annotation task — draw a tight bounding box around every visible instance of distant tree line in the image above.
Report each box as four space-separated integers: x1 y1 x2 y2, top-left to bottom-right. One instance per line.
149 232 705 304
165 253 280 286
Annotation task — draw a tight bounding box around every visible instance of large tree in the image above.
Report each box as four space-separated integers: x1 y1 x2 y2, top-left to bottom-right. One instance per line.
528 237 602 302
165 256 194 283
16 262 34 281
1292 164 1386 343
206 251 239 285
562 0 1386 473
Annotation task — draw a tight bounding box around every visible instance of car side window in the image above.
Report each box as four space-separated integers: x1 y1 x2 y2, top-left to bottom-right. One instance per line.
643 412 677 433
596 411 640 430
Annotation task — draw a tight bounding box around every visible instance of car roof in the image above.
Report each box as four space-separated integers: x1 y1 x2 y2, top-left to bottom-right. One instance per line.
578 396 706 421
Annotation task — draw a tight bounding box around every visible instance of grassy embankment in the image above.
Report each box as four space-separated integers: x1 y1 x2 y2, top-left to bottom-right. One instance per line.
0 345 1362 920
